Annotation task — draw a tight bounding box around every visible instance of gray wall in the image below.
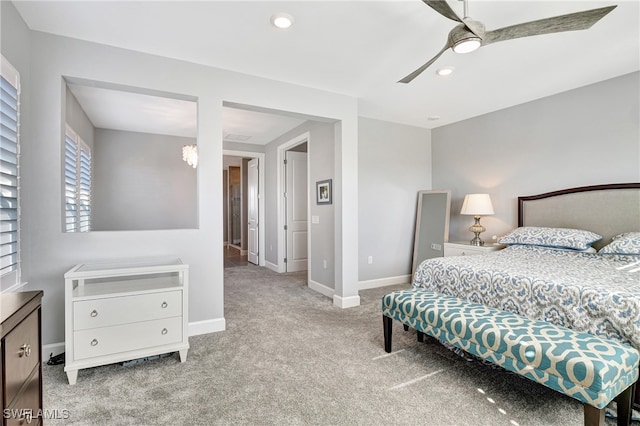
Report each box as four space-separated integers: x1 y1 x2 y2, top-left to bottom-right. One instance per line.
2 1 360 346
358 117 431 283
64 86 94 152
92 129 197 231
433 72 640 243
264 120 337 288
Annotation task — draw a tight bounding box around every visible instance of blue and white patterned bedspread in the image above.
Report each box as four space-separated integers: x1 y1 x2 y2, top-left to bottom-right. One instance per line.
412 245 640 349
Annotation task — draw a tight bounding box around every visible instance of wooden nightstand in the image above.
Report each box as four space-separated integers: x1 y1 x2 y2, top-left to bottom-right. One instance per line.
444 242 503 257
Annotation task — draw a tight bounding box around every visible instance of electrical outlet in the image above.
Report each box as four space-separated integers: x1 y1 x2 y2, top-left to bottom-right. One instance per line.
431 243 442 251
367 256 373 264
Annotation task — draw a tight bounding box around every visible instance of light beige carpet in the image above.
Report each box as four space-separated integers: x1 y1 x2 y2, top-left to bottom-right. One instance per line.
42 264 614 425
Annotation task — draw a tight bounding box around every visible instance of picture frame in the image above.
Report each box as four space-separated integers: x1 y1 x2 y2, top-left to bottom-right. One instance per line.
316 179 332 205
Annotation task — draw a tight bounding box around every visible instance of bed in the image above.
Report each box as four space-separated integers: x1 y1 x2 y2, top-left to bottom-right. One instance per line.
411 183 640 402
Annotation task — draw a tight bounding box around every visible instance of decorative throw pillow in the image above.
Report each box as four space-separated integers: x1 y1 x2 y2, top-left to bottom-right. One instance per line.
498 226 602 251
599 232 640 255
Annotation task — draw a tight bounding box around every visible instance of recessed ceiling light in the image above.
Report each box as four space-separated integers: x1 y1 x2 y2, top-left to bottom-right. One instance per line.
271 13 294 29
436 66 454 77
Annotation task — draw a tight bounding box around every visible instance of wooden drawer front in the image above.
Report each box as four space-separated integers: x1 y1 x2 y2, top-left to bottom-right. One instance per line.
73 290 182 331
3 310 39 407
5 369 41 426
73 316 183 361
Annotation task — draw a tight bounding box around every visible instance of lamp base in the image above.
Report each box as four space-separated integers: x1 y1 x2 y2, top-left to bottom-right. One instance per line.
468 216 486 246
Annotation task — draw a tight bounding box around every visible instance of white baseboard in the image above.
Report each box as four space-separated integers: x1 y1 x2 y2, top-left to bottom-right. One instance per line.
333 294 361 308
43 318 226 362
264 261 280 272
358 274 411 290
188 317 226 336
42 342 65 362
308 279 334 298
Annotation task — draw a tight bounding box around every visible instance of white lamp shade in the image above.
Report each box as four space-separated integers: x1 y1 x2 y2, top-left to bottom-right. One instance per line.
460 193 494 216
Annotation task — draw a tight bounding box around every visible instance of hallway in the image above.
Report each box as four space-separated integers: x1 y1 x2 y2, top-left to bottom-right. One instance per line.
224 245 249 268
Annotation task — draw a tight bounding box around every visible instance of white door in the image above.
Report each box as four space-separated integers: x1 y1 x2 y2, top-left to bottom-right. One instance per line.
247 158 259 265
285 151 308 272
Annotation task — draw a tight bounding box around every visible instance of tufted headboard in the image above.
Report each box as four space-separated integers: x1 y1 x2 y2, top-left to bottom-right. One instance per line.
518 183 640 250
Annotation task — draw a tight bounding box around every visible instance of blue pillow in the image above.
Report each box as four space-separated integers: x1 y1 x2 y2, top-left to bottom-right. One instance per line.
498 226 602 251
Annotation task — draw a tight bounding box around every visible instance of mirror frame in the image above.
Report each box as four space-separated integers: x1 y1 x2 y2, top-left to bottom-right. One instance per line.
411 190 451 275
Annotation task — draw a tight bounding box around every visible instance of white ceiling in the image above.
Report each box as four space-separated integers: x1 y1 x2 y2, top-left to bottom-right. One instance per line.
15 0 640 140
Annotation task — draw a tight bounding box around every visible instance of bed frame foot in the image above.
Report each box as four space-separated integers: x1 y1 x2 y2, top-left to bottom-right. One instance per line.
383 315 393 353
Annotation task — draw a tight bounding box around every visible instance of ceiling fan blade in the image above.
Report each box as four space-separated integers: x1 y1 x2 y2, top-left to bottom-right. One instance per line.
422 0 463 23
482 5 616 46
398 44 451 84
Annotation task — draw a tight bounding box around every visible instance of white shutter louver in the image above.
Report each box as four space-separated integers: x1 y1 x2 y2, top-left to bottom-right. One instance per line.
64 125 91 232
1 56 20 278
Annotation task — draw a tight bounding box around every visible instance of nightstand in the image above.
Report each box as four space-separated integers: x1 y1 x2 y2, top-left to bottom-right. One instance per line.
444 242 503 257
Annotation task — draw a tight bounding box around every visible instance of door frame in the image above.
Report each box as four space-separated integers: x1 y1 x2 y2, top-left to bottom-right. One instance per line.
277 132 311 273
223 149 265 267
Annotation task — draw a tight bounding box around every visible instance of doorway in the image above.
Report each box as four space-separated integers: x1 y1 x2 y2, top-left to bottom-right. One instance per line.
277 133 310 273
223 150 265 267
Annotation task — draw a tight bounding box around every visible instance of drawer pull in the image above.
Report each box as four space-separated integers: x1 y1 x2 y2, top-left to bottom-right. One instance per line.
19 343 32 357
90 309 98 317
161 328 168 335
161 301 168 308
91 338 99 346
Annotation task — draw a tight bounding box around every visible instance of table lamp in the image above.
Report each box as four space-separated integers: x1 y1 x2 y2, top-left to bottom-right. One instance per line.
460 193 494 246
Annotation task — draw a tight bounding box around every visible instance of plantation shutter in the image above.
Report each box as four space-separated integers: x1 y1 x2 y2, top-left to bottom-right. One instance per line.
0 56 20 279
64 125 91 232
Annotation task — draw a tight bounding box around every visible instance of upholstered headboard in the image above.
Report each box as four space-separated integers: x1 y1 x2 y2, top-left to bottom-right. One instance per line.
518 183 640 250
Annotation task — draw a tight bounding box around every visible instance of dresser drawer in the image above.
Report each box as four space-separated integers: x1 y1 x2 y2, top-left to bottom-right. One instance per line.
444 246 478 256
73 316 183 361
3 310 39 407
73 290 182 331
5 369 41 426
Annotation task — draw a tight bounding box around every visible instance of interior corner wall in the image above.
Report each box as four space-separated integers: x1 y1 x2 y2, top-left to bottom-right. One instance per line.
357 117 432 284
64 86 95 152
5 14 359 345
432 71 640 243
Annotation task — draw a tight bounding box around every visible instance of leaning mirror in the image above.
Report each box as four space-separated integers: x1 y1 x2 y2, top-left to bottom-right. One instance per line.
411 190 451 274
62 78 198 232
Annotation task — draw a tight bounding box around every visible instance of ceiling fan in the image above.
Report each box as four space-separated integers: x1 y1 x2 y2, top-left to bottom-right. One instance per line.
399 0 617 83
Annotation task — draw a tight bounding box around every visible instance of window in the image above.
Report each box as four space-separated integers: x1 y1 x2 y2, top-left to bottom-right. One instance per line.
1 55 20 284
64 125 91 232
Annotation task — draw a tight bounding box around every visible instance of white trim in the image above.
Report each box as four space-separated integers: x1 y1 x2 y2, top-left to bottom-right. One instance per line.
308 279 334 298
1 54 19 88
358 274 411 290
42 342 66 361
223 149 265 267
264 261 279 272
333 294 361 308
277 132 310 274
188 317 226 336
0 281 28 293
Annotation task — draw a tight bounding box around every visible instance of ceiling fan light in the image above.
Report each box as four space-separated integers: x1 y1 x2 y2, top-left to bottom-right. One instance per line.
452 38 481 54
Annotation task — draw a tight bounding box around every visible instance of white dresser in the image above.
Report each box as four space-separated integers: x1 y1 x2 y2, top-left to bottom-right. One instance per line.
64 257 189 385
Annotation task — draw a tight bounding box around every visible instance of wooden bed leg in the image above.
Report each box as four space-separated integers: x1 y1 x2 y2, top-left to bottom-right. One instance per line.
584 404 605 426
383 315 393 353
614 385 634 426
417 330 424 342
403 324 409 332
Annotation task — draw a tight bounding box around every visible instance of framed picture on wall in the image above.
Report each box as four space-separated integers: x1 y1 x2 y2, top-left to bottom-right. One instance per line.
316 179 332 205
